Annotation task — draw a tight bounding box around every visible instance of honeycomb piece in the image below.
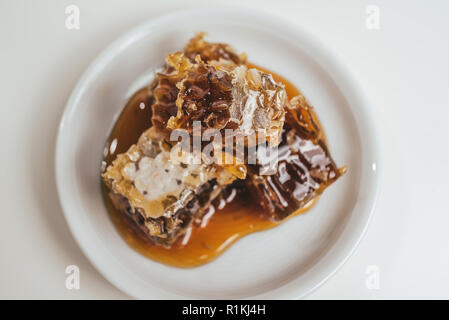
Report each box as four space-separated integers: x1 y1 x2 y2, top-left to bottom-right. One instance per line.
246 95 344 220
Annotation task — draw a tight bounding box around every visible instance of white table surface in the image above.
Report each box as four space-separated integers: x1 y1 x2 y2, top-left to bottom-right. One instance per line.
1 0 448 299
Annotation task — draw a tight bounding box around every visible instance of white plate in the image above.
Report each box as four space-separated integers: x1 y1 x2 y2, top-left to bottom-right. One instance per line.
56 8 380 299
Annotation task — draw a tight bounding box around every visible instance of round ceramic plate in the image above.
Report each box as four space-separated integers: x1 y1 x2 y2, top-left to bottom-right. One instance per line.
56 8 380 299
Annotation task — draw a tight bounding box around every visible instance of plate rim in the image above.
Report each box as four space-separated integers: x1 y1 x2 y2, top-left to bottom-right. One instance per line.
55 7 381 299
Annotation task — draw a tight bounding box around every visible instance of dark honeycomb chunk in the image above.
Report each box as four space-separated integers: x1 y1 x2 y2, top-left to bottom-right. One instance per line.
246 96 343 220
109 180 221 247
168 63 234 132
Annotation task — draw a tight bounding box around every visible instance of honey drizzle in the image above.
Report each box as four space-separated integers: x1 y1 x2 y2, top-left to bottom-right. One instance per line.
102 63 321 268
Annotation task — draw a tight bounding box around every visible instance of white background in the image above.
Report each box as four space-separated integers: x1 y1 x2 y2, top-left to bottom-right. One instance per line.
1 0 448 299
